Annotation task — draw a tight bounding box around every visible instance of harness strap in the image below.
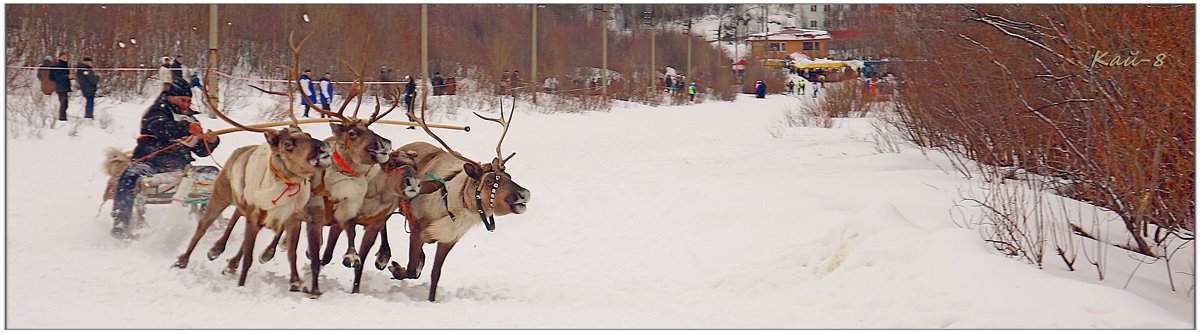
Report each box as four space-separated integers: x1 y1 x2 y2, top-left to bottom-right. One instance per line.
332 151 358 176
475 172 499 232
426 173 456 221
268 159 302 205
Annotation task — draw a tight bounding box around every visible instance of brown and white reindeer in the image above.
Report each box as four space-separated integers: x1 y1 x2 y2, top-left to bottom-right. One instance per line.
337 149 422 293
172 33 341 296
387 96 532 302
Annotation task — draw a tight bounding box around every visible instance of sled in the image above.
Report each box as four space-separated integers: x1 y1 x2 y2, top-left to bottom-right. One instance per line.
129 164 221 231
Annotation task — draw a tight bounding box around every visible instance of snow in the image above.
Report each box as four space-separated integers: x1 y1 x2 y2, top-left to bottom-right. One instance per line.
4 88 1193 328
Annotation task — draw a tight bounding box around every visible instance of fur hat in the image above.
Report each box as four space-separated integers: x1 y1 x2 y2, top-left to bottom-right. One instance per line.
164 79 192 97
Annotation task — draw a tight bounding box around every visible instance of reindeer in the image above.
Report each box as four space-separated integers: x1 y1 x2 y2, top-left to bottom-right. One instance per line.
387 96 531 302
332 149 423 293
173 33 340 296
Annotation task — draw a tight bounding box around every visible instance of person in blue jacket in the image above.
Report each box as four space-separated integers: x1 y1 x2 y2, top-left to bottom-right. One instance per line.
755 80 766 99
317 72 333 119
299 69 317 117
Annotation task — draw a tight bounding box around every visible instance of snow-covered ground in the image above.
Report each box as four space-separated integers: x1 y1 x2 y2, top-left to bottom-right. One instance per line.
5 88 1194 328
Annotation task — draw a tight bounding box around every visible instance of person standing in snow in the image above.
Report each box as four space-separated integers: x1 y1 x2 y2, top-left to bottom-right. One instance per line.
510 70 522 97
110 79 220 239
499 70 510 96
170 54 189 83
812 80 820 98
299 69 317 117
785 80 795 95
76 56 100 120
431 72 445 96
403 75 417 129
157 56 173 92
49 52 73 121
318 72 333 118
755 80 766 99
687 82 697 102
798 79 806 95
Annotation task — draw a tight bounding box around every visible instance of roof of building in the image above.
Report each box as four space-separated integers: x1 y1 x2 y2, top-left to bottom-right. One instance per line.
746 28 831 41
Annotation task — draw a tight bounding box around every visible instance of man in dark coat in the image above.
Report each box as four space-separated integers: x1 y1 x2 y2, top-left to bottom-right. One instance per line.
76 56 100 119
110 79 221 239
49 52 73 121
431 72 445 96
170 54 187 82
402 75 417 129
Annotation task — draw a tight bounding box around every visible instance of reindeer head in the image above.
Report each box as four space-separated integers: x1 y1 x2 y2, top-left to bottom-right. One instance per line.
408 94 531 231
267 125 332 177
331 122 392 165
382 149 421 200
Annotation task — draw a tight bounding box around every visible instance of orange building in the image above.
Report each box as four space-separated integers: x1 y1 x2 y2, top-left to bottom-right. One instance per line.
746 28 831 60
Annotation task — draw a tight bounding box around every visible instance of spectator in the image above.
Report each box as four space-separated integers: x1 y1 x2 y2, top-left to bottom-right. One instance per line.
755 80 766 99
402 75 416 129
111 79 220 239
49 52 73 121
170 54 189 83
431 72 445 96
38 56 54 96
158 56 173 91
76 56 100 120
318 72 333 118
786 80 795 95
299 70 317 117
798 79 806 95
499 70 510 95
189 69 203 90
510 70 521 97
687 82 697 102
379 65 395 103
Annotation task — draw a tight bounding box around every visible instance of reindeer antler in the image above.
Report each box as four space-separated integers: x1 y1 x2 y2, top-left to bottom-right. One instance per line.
366 95 401 126
407 83 481 168
200 67 271 133
473 95 518 166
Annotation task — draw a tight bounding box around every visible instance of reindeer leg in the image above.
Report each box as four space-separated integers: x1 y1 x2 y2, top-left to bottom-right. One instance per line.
321 222 342 266
208 210 242 261
237 219 262 287
389 222 424 280
223 241 244 275
352 223 382 294
174 173 233 269
375 223 391 270
342 219 361 268
259 227 284 263
304 220 324 297
428 241 457 302
285 222 305 292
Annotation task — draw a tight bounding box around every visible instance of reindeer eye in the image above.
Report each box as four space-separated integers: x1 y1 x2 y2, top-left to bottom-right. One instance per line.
348 131 358 138
283 139 295 151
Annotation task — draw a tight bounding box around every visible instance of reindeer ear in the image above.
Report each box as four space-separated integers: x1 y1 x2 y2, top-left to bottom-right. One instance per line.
264 129 282 147
464 162 483 179
404 150 418 158
330 123 346 137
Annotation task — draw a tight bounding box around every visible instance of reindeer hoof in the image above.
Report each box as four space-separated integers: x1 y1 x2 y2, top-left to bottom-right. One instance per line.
207 246 225 261
302 287 323 299
375 255 389 271
260 248 277 264
222 265 238 276
343 253 361 268
172 259 188 269
289 281 306 292
388 261 408 280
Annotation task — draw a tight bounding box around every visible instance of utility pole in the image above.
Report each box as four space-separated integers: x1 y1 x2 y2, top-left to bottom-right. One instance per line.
645 8 655 92
601 4 607 99
421 4 429 110
531 4 538 105
206 4 218 118
685 19 691 80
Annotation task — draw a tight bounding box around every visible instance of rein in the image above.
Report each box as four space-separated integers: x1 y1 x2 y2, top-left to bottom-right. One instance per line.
268 157 303 205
